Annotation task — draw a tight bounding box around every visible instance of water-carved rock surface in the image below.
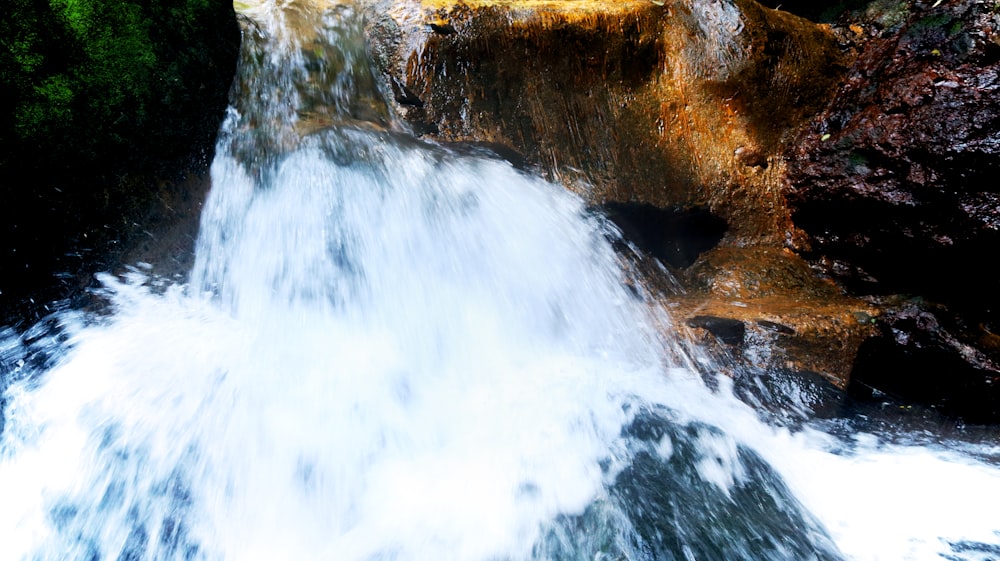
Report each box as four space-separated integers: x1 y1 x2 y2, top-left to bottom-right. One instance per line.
361 0 876 390
363 0 847 243
360 0 1000 419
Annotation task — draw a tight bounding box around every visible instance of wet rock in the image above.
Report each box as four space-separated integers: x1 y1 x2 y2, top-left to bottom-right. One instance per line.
788 1 1000 311
363 0 1000 416
756 320 795 334
850 299 1000 424
754 0 867 23
390 77 425 107
362 0 848 244
686 315 747 345
610 416 843 560
666 247 878 388
361 0 888 393
681 246 842 300
786 0 1000 417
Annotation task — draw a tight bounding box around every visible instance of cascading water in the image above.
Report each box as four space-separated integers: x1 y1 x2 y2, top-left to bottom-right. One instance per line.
2 2 1000 561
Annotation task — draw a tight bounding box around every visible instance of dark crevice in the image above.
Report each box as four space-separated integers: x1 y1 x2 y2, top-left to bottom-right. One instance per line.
600 203 727 269
686 316 746 346
848 320 1000 424
755 0 875 23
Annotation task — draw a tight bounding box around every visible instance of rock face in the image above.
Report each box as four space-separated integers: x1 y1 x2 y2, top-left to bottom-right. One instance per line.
787 0 1000 421
364 0 847 243
0 0 240 324
362 0 1000 419
789 1 1000 309
362 0 876 389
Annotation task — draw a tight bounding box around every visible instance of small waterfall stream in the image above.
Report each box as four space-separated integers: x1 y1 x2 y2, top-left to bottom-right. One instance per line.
2 2 1000 560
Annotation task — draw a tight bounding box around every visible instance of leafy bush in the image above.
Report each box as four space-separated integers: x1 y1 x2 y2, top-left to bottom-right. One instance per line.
1 0 237 172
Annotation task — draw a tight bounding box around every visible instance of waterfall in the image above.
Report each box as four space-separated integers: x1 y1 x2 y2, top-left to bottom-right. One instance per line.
2 2 999 561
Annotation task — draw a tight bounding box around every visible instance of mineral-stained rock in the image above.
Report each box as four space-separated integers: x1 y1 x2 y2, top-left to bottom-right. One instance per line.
666 247 879 388
362 0 848 243
361 0 899 392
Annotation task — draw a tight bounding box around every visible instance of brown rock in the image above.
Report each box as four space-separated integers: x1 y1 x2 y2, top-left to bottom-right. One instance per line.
666 247 878 388
787 1 1000 310
361 0 880 393
361 0 1000 419
363 0 848 243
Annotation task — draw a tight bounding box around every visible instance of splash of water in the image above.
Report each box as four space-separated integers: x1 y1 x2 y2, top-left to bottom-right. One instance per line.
1 3 999 561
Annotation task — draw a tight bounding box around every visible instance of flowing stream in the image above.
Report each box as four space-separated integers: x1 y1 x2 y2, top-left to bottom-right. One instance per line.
2 2 1000 560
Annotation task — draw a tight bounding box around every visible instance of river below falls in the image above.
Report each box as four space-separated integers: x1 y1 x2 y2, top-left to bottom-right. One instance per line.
2 1 1000 560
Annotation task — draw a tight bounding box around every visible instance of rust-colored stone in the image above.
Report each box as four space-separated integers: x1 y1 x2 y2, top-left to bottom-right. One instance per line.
363 0 848 244
670 294 878 389
665 247 878 387
361 0 880 392
360 0 1000 417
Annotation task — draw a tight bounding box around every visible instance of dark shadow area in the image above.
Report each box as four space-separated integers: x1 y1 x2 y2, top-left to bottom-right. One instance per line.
755 0 873 23
1 0 240 329
600 203 727 268
791 197 1000 332
0 168 214 330
849 325 1000 425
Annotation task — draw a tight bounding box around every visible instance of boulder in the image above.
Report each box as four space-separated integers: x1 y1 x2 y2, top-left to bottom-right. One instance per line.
850 298 1000 424
667 247 879 388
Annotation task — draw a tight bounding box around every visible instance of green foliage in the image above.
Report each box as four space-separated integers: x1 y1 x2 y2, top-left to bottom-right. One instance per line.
62 1 154 95
8 33 44 75
16 74 74 138
43 0 157 141
1 0 238 318
2 0 236 171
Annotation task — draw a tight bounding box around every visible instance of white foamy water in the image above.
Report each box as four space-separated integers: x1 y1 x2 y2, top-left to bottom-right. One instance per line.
1 2 999 561
791 441 1000 561
655 374 1000 561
